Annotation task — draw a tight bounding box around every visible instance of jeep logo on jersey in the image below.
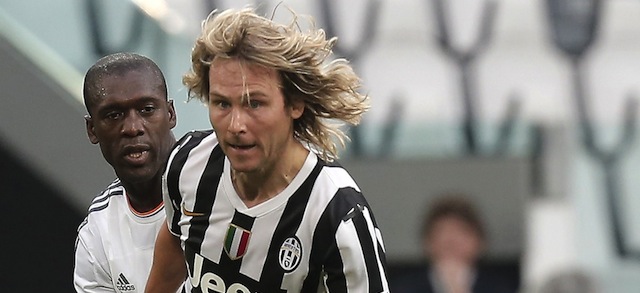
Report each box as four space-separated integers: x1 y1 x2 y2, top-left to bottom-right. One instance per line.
279 236 302 272
224 224 251 260
189 253 252 293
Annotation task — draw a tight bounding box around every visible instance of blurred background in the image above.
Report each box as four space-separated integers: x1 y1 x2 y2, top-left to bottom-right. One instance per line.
1 0 639 292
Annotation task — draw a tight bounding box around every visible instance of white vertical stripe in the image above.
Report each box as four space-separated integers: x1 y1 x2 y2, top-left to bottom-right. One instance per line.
200 182 234 264
239 208 282 279
336 213 369 292
229 228 240 256
362 206 390 292
376 228 385 253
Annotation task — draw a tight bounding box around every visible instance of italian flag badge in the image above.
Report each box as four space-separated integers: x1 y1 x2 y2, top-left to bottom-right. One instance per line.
224 224 251 260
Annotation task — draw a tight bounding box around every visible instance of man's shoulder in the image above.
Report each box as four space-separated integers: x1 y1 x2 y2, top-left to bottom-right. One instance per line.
87 179 125 212
176 129 216 148
315 160 360 193
308 159 378 222
169 129 224 164
182 129 215 139
78 179 127 231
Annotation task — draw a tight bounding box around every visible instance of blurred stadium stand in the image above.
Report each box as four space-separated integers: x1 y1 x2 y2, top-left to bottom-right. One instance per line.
2 0 640 292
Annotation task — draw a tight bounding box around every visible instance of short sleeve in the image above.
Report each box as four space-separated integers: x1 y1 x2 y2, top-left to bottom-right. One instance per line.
73 219 114 293
321 189 390 292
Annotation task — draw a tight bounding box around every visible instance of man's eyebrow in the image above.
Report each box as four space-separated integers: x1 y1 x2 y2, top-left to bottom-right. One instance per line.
208 92 227 100
136 96 164 103
245 90 267 98
95 104 121 117
208 90 268 100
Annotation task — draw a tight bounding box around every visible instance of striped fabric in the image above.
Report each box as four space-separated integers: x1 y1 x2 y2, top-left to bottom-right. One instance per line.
163 130 390 292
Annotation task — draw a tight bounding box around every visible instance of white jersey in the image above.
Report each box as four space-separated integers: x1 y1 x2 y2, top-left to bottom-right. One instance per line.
74 179 165 293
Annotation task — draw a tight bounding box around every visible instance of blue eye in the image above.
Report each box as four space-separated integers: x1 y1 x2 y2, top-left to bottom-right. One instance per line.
248 100 261 109
215 101 231 109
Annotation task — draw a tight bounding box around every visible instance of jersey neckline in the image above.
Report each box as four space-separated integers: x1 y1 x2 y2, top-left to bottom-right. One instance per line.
124 191 165 223
222 150 317 217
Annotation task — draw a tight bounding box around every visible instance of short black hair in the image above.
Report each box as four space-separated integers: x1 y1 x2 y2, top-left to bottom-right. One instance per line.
83 52 167 115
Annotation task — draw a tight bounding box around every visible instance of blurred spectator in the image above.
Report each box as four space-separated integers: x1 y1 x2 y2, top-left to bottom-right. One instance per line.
537 269 600 293
391 193 518 293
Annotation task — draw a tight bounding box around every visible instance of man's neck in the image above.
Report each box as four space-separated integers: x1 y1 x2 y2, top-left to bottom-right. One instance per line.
233 144 309 208
121 179 163 213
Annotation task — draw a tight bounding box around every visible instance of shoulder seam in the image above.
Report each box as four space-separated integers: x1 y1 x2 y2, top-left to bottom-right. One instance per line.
87 184 124 215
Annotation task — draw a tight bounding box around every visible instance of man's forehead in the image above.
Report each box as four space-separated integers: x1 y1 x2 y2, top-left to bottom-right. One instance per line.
90 85 166 109
209 57 278 76
209 59 281 90
98 69 157 83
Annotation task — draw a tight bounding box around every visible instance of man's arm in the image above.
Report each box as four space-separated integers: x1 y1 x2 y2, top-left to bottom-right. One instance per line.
325 203 390 292
74 222 114 293
145 222 187 293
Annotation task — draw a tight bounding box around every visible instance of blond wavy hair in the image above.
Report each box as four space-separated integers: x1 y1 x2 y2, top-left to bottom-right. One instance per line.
183 7 369 161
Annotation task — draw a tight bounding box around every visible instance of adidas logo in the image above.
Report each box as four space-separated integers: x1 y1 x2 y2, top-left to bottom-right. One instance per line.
115 273 136 292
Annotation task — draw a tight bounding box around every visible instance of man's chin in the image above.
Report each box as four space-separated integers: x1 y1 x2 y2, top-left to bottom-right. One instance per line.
227 157 259 173
116 167 158 184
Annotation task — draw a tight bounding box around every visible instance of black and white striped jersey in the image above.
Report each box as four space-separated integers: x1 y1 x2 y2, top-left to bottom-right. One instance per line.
163 130 389 292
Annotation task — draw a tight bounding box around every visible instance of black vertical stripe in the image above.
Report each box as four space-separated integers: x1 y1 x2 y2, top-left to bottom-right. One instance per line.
166 131 211 235
360 192 389 284
185 144 224 255
323 242 347 293
303 187 356 292
231 211 255 230
352 206 384 292
218 211 255 271
258 162 324 289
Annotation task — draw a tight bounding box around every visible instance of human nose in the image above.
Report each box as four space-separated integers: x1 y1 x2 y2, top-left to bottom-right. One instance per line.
228 107 247 135
121 111 145 137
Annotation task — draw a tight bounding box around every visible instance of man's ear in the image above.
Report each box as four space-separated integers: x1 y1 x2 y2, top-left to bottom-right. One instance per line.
167 99 177 129
85 115 99 144
290 98 305 120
